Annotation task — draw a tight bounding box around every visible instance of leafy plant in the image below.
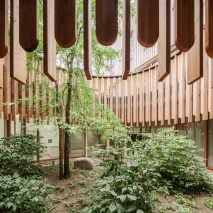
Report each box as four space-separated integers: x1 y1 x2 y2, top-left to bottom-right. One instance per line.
0 135 45 177
0 173 53 213
83 141 156 213
204 197 213 209
84 128 213 212
133 129 213 193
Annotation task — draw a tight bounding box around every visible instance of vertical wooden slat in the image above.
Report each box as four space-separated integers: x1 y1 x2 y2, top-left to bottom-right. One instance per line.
0 59 3 88
98 77 102 104
137 0 159 47
0 88 2 118
84 0 92 80
96 0 118 46
25 73 29 121
19 0 38 52
3 55 10 120
121 79 125 123
185 53 193 122
136 73 139 126
192 78 201 122
0 0 8 58
122 0 130 80
11 79 17 121
127 75 131 125
175 0 194 52
115 78 119 117
104 78 108 110
186 84 193 123
171 56 178 124
130 75 133 126
205 0 213 58
148 70 151 125
142 71 145 126
161 81 165 126
11 0 27 84
133 75 137 125
202 51 208 120
165 74 171 125
145 71 149 123
152 68 158 126
158 0 170 81
178 54 186 123
110 78 113 111
138 72 143 125
43 0 56 81
55 0 76 48
209 59 213 119
187 0 203 84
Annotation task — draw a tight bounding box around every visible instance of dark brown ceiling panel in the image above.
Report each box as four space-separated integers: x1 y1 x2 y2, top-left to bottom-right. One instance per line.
19 0 38 52
187 0 203 84
11 0 27 84
137 0 159 48
158 0 170 81
205 0 213 58
96 0 118 46
83 0 92 80
0 0 8 58
44 0 57 82
122 0 130 80
175 0 194 52
55 0 76 48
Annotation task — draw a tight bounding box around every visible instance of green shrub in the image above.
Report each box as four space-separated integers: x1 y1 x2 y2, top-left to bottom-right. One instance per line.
0 173 53 213
0 135 45 177
83 144 156 212
84 128 212 212
133 129 212 193
204 197 213 209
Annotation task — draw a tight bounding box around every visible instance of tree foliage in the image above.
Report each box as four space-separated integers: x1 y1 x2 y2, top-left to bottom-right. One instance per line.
84 129 213 212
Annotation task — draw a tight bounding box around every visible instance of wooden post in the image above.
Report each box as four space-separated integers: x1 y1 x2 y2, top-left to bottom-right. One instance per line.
203 120 208 167
21 118 27 135
36 128 40 161
6 114 12 137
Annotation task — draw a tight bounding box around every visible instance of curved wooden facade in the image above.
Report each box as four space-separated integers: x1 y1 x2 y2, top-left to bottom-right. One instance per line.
87 49 213 127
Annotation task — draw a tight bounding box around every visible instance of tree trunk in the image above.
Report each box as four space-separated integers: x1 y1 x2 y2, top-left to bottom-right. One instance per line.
55 83 64 180
64 72 72 178
36 129 40 161
59 128 64 179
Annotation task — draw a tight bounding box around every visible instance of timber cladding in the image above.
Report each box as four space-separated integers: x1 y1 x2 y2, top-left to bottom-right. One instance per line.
0 1 213 128
88 50 213 127
0 1 213 82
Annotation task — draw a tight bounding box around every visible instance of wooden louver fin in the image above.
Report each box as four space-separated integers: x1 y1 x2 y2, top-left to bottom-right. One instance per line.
0 0 8 58
122 0 131 80
187 0 203 84
158 0 170 81
55 0 76 48
175 0 194 52
205 0 213 58
11 0 27 84
96 0 118 46
83 0 92 80
19 0 38 52
43 0 57 82
137 0 159 48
